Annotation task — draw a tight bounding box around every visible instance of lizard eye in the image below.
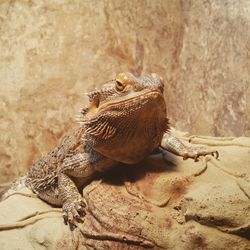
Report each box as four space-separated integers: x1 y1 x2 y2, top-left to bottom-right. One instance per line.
115 79 126 91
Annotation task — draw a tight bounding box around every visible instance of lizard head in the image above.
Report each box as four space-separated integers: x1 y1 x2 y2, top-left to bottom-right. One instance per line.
81 72 168 164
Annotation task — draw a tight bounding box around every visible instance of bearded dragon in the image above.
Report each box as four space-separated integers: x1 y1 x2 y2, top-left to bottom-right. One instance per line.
3 72 218 227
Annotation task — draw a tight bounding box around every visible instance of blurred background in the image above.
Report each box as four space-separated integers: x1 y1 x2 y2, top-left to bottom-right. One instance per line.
0 0 250 185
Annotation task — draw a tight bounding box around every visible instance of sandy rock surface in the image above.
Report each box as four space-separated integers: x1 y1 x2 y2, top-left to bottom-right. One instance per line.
0 135 249 250
1 0 250 186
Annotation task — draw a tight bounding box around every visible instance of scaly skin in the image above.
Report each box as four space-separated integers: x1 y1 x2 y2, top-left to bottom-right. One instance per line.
21 72 218 227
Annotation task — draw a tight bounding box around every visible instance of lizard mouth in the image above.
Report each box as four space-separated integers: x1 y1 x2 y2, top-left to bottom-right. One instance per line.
99 89 161 111
84 89 162 121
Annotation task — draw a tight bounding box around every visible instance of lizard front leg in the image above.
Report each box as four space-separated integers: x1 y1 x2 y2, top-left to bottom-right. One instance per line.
58 152 116 226
58 172 86 226
160 132 219 161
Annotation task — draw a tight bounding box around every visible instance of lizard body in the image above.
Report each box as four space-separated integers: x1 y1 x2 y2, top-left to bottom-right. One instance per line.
4 72 218 226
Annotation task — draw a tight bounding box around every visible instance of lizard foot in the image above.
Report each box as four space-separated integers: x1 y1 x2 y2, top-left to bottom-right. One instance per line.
62 196 86 228
160 133 219 162
182 147 219 162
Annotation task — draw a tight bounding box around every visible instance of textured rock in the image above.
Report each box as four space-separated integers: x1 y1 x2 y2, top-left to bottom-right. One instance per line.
0 0 250 196
168 1 250 137
0 136 249 250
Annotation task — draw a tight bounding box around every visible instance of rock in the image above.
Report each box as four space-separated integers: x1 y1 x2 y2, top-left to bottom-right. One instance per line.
1 0 250 185
0 135 249 250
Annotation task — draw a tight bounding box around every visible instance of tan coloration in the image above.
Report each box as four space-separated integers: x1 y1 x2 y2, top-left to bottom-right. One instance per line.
0 135 249 249
81 72 168 164
21 72 169 226
3 72 218 227
169 1 250 137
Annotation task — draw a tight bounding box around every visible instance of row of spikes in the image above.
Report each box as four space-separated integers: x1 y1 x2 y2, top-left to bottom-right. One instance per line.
86 84 115 102
76 84 115 123
75 107 89 123
87 89 101 102
75 88 99 123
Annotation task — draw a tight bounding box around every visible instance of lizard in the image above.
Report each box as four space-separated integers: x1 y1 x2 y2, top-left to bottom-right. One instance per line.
2 72 218 228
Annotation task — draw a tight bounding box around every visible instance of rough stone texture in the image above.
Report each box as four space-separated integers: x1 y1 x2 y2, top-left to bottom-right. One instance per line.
0 135 249 250
169 0 250 137
0 1 250 193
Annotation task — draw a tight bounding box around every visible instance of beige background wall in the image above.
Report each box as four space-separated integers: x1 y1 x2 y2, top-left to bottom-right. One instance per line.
0 0 250 183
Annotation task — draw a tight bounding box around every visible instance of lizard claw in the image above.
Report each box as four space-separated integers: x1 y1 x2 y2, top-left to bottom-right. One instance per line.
212 150 219 159
62 196 86 228
183 148 219 161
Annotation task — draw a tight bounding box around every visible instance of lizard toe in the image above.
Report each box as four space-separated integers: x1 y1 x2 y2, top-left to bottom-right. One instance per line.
67 211 74 225
76 204 86 217
62 197 86 227
184 147 219 161
63 213 68 225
